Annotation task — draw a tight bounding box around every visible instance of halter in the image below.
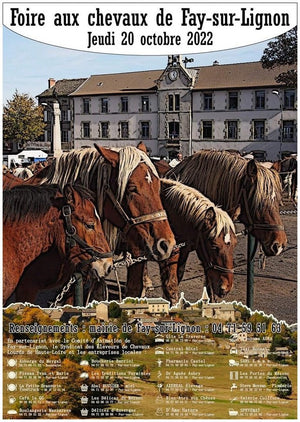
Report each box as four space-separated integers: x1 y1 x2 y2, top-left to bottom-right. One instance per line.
197 231 234 275
62 204 113 264
104 185 168 235
240 188 285 233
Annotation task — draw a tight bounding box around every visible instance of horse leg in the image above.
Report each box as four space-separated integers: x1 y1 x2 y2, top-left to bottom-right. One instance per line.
159 252 180 306
195 247 216 303
177 247 191 284
126 262 146 298
141 263 154 297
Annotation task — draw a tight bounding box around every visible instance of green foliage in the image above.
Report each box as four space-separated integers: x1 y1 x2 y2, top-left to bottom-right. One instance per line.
135 364 151 380
261 27 297 87
275 375 292 399
108 302 122 318
3 90 45 150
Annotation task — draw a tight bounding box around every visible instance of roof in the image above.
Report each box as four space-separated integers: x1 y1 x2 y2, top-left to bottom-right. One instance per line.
120 303 148 309
193 61 293 90
68 61 294 97
38 78 87 98
71 69 162 96
147 298 169 305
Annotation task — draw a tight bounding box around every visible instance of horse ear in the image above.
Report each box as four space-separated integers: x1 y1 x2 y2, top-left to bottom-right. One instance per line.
245 159 258 184
137 142 148 154
94 143 119 168
232 205 241 222
63 184 79 207
204 207 216 228
51 190 66 211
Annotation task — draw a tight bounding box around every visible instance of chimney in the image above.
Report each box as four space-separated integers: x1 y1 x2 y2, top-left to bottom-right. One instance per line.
48 78 56 89
213 60 220 66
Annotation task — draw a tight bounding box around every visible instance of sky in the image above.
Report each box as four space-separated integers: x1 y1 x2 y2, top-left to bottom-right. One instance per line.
2 26 274 104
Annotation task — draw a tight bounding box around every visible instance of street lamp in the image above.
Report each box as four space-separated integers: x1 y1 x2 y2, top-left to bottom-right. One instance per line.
272 89 283 159
41 101 62 157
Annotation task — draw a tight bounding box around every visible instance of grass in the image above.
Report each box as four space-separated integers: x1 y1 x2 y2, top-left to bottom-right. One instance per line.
2 337 297 419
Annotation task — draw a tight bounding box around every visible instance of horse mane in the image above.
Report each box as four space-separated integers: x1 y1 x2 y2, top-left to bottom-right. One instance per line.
3 184 61 223
161 179 235 239
3 183 96 225
38 146 159 249
167 150 282 218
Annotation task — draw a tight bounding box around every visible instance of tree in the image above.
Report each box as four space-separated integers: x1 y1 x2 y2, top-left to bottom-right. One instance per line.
261 27 297 87
275 374 292 399
3 90 45 152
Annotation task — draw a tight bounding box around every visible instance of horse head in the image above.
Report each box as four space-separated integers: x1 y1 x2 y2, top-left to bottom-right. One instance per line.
198 207 237 301
54 184 113 278
240 159 287 256
95 144 176 261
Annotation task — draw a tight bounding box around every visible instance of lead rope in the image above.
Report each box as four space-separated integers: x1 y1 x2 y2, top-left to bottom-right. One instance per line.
258 244 266 270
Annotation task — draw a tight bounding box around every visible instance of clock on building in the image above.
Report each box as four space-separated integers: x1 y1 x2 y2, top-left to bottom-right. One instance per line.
168 69 178 81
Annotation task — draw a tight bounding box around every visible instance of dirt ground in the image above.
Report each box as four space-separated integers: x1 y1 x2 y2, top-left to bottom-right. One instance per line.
143 199 297 326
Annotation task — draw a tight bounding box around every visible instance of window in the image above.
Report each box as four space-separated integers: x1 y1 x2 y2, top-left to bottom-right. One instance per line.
61 109 69 121
141 121 150 139
83 98 91 114
168 94 180 111
284 90 296 109
101 98 108 113
100 122 109 138
255 90 265 109
168 121 179 140
82 122 90 138
227 121 238 139
62 130 69 142
204 92 213 110
120 122 129 138
254 120 265 140
121 97 128 112
228 91 238 109
283 121 295 140
202 121 213 139
141 96 149 112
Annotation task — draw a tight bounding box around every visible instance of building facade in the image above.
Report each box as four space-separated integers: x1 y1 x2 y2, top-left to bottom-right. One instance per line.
37 55 297 161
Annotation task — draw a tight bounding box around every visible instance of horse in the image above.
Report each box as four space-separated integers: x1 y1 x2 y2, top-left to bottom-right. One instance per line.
3 172 24 189
13 166 33 180
3 184 113 305
152 159 172 177
272 156 297 203
167 150 287 257
125 179 238 304
33 144 175 265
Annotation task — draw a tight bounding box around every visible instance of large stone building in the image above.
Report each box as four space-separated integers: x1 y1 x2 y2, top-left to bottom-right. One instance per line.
37 55 297 160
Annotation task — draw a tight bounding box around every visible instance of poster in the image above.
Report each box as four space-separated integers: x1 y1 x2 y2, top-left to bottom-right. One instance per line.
2 1 298 420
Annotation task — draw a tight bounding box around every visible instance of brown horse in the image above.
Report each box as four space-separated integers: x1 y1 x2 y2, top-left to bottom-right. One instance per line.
125 179 238 304
3 184 113 305
167 150 287 257
272 156 297 203
34 144 176 265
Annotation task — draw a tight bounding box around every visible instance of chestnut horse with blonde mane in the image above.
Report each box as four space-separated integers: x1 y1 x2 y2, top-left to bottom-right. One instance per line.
34 143 176 267
3 184 113 305
125 179 238 304
167 150 287 257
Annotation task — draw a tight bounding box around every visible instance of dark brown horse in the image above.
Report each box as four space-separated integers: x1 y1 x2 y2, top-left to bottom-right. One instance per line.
3 184 113 305
167 150 287 257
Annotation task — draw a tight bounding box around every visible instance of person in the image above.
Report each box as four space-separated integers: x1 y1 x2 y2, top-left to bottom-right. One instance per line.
169 152 183 168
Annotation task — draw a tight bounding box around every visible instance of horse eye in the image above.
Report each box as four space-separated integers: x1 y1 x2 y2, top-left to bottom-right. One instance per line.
84 222 95 230
127 185 138 194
